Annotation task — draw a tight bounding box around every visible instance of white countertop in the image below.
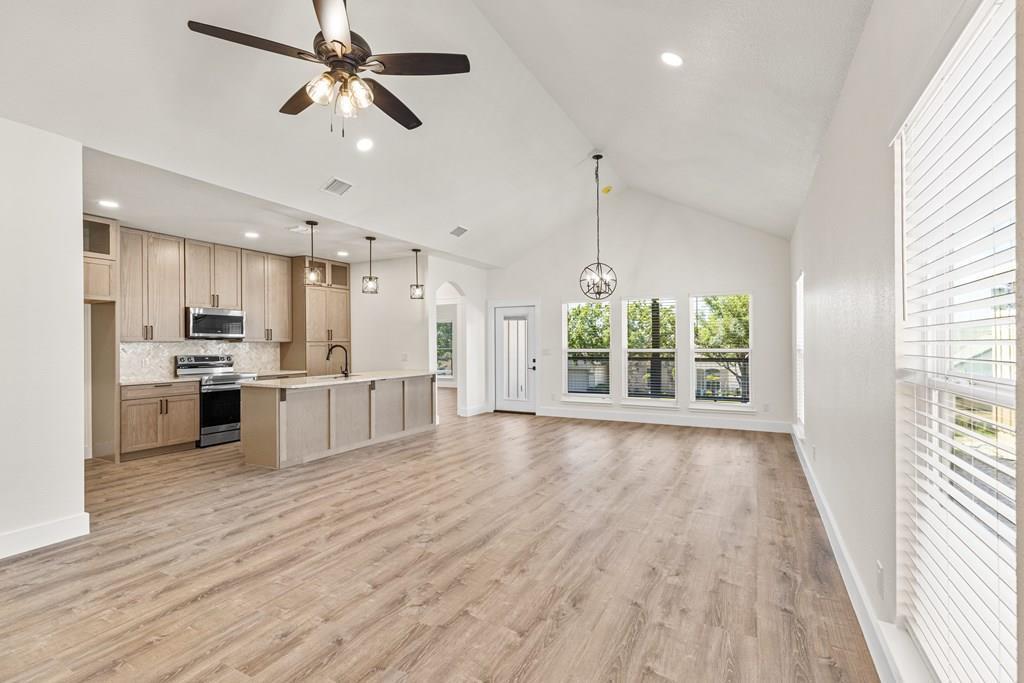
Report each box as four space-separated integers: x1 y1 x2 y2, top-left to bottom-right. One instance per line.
244 370 435 391
120 369 308 387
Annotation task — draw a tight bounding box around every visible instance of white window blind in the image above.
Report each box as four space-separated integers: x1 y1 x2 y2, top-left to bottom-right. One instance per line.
895 0 1016 680
624 298 677 399
795 274 805 427
565 302 611 395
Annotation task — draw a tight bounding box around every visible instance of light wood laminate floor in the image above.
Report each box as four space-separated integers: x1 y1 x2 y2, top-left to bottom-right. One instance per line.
0 391 876 682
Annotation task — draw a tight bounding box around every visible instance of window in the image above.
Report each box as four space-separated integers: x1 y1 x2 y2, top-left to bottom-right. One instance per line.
691 295 750 404
565 302 611 395
624 298 676 399
436 321 454 377
795 274 805 427
895 0 1016 679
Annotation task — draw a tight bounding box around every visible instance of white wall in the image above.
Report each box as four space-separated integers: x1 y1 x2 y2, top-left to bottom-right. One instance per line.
350 256 430 372
789 0 983 678
487 188 792 431
425 255 489 415
0 117 89 558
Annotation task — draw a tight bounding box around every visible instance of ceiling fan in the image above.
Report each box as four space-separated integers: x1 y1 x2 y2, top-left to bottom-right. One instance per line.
187 0 470 130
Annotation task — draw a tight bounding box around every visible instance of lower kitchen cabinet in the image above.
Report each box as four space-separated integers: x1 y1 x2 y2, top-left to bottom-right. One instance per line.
120 383 199 454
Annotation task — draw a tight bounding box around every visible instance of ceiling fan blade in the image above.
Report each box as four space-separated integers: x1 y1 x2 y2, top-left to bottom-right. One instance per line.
312 0 352 56
280 85 315 115
366 53 470 76
187 21 321 63
364 79 422 129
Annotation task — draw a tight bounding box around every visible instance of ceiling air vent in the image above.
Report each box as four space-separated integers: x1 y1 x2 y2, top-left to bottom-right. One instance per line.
322 177 353 197
450 225 468 237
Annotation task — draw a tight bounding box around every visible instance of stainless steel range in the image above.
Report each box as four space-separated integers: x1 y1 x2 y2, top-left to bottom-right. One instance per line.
175 355 256 448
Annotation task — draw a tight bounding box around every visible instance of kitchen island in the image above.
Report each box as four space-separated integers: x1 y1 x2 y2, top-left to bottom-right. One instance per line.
241 370 436 469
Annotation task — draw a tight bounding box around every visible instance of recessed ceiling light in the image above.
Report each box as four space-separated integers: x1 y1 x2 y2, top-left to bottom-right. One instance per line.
336 250 349 257
356 138 374 152
661 52 683 68
98 199 119 209
244 232 260 239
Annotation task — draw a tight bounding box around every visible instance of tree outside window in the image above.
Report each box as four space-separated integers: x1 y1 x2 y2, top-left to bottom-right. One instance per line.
692 295 750 403
565 303 610 395
436 322 454 377
625 299 676 399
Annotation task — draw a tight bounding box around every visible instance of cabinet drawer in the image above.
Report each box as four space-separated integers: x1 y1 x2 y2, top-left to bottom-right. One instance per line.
121 382 199 401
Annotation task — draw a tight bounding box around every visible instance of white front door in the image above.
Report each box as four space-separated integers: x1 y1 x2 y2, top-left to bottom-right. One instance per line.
495 306 537 413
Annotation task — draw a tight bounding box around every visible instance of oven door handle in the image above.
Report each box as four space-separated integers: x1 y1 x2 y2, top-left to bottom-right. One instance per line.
201 385 243 393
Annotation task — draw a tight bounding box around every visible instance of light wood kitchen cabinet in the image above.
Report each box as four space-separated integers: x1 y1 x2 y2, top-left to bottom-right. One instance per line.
120 228 185 341
266 255 292 342
162 395 200 446
303 286 349 343
305 287 328 342
146 233 186 341
281 254 351 375
120 383 199 454
242 250 267 341
185 240 241 309
84 215 118 261
84 256 117 302
120 398 162 452
84 215 119 303
326 288 350 341
242 250 292 342
120 229 146 341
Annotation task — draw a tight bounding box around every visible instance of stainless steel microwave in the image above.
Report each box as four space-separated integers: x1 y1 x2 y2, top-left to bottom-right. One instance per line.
186 308 245 340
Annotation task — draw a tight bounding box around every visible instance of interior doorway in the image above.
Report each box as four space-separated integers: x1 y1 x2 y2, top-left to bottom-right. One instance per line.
494 306 537 413
433 281 464 420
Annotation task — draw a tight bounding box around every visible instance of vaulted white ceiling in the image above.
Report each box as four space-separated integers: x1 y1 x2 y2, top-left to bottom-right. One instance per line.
0 1 870 263
473 0 874 237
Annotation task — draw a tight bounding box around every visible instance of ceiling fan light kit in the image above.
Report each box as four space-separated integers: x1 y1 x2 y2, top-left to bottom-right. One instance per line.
188 0 470 131
579 154 617 300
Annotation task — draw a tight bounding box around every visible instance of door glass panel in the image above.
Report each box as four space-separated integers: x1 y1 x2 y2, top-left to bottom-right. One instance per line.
503 318 528 401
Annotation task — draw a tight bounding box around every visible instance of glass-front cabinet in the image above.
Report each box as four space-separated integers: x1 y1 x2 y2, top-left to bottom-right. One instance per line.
83 215 119 302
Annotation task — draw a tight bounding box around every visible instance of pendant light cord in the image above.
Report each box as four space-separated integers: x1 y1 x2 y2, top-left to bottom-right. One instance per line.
594 155 601 264
369 238 373 277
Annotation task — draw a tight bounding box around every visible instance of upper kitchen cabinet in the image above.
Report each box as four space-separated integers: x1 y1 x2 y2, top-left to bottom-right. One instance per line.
84 215 118 260
241 250 292 342
83 215 119 303
266 255 292 342
185 240 241 310
296 256 349 289
120 228 185 342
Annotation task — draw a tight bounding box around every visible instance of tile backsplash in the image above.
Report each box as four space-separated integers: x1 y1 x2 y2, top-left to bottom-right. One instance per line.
120 342 282 382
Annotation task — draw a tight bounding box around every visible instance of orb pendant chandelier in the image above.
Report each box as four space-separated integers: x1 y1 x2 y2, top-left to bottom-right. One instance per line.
579 154 617 300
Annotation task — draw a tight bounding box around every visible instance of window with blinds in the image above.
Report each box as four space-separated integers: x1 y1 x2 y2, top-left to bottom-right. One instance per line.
565 302 611 395
624 298 677 399
691 295 751 404
795 274 806 428
895 0 1016 680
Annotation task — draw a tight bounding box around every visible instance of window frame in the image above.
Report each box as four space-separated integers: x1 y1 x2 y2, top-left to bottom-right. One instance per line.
436 320 455 378
688 293 754 411
562 301 612 401
621 297 678 404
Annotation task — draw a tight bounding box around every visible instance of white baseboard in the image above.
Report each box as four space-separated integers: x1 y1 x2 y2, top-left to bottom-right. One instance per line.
0 512 91 561
83 444 92 459
460 403 491 417
537 404 789 433
790 429 933 683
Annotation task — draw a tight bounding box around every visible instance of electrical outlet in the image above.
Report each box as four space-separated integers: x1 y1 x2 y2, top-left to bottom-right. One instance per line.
876 561 885 600
762 402 770 413
401 352 409 362
811 444 817 461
